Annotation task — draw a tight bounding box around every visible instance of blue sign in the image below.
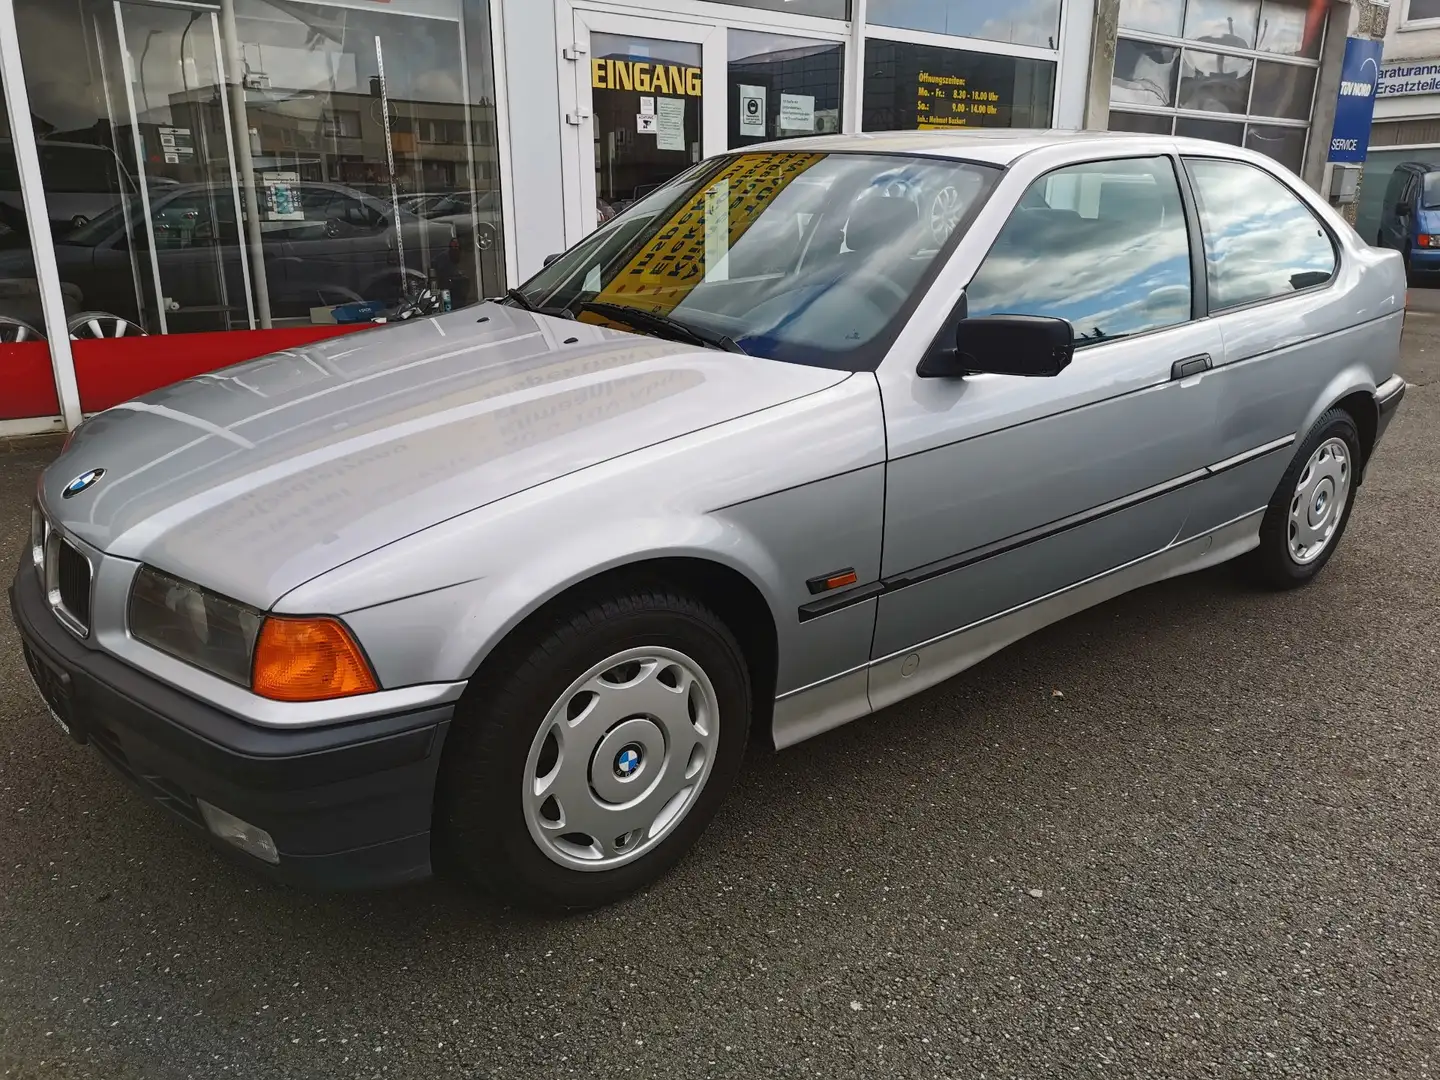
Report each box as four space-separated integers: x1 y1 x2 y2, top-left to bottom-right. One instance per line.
1328 37 1384 163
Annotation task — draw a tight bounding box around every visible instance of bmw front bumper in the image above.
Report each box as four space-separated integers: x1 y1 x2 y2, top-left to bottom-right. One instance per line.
8 554 451 890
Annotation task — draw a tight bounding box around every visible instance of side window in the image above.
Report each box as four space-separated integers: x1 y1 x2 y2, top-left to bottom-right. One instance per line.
966 156 1192 345
1185 158 1336 310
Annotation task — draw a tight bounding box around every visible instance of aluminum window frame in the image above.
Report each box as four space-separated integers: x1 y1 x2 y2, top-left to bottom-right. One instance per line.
1109 9 1327 173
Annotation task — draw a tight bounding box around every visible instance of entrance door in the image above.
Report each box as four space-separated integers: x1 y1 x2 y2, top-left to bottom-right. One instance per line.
565 9 723 242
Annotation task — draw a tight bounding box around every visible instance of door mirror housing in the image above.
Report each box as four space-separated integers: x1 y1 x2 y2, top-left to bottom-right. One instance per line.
543 252 563 266
919 314 1075 379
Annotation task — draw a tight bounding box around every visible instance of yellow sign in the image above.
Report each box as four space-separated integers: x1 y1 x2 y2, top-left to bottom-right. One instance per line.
592 58 702 97
583 151 825 320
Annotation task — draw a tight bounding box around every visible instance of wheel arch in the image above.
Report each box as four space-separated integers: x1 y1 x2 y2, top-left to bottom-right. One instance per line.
1297 366 1384 481
457 555 780 745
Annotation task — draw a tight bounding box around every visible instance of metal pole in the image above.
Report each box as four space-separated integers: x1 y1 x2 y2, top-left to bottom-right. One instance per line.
219 0 271 327
375 35 406 294
0 0 83 428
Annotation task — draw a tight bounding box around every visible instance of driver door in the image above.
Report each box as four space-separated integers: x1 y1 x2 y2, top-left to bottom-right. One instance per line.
870 153 1222 709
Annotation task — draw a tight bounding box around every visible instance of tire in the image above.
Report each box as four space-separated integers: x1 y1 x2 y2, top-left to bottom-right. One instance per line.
1247 408 1362 590
437 583 751 911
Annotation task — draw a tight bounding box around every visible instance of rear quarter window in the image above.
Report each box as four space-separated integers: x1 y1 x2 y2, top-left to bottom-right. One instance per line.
1184 157 1336 311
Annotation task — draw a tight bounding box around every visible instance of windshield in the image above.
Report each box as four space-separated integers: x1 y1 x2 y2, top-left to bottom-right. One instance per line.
513 151 999 370
1424 172 1440 210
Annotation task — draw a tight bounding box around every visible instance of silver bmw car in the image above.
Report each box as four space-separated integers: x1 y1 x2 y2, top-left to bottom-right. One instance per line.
11 132 1407 910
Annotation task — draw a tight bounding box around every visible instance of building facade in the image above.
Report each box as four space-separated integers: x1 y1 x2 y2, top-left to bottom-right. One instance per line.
1360 0 1440 242
0 0 1359 433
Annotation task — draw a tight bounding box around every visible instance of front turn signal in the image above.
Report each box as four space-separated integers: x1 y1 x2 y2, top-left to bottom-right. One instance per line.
251 617 379 702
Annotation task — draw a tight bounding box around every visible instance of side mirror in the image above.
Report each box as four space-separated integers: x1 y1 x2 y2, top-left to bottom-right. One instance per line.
919 314 1074 379
543 252 563 266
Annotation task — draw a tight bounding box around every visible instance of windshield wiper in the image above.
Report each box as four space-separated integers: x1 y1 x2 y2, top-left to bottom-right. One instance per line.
578 300 747 354
499 288 575 319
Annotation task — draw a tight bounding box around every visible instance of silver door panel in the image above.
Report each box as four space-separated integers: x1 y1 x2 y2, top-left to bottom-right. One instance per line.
868 508 1266 712
872 487 1189 658
1177 442 1294 543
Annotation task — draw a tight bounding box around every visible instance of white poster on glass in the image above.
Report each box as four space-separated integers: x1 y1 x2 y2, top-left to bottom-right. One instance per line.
779 93 815 132
738 84 767 136
657 97 686 151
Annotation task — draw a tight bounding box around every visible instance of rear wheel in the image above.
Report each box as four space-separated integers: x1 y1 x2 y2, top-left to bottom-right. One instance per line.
438 583 750 910
1247 409 1361 589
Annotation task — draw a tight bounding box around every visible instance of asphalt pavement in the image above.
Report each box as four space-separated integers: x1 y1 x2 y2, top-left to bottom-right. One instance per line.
1 321 1438 1080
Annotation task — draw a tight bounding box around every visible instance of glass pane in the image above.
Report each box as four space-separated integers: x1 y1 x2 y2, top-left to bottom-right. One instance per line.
1118 0 1184 37
518 152 1000 369
1245 124 1307 172
712 0 847 16
866 0 1062 49
1250 60 1316 119
1109 110 1174 134
1184 0 1262 48
1185 157 1335 308
1112 39 1180 107
1176 116 1246 144
728 31 843 147
1410 0 1440 19
591 34 703 218
0 89 59 421
862 39 1055 131
1178 50 1254 113
116 3 240 333
10 0 505 407
1257 0 1324 58
968 157 1192 342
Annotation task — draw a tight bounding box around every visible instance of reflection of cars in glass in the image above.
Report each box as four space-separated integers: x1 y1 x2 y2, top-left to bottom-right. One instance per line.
404 188 502 257
0 139 137 237
0 180 464 329
14 134 1407 914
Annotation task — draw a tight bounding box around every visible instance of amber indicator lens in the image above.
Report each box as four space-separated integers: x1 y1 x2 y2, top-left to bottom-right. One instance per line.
251 617 378 702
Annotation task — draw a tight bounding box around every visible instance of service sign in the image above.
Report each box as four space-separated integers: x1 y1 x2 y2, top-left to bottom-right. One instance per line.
1328 37 1384 164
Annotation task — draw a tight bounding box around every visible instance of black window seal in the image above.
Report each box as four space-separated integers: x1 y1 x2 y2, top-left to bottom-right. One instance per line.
1171 151 1210 321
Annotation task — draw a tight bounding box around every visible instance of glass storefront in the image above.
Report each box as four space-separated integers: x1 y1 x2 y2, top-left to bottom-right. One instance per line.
1108 0 1326 173
0 0 503 413
862 39 1056 132
867 0 1064 50
728 30 843 147
0 81 59 421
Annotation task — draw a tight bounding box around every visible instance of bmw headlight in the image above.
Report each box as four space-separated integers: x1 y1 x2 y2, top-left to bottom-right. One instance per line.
128 566 263 686
128 565 379 701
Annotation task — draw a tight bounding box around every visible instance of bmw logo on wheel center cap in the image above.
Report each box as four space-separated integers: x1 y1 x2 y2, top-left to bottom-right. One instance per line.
614 745 643 779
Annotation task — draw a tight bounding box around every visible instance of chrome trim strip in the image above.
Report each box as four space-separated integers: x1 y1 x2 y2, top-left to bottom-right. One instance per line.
1205 434 1296 476
774 658 872 703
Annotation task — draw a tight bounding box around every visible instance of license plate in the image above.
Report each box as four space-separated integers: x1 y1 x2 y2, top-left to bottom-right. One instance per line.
21 644 82 743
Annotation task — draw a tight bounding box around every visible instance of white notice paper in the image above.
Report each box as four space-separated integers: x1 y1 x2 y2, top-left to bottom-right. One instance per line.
779 93 815 132
738 84 767 136
639 96 655 116
656 97 685 151
637 113 657 134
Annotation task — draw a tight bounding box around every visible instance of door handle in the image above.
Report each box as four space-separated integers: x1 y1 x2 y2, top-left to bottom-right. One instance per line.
1171 354 1212 381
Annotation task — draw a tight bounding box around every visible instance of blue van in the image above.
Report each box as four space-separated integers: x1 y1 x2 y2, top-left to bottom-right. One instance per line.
1377 161 1440 275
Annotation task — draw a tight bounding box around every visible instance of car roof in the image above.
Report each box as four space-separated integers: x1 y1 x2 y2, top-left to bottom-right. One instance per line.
745 129 1264 167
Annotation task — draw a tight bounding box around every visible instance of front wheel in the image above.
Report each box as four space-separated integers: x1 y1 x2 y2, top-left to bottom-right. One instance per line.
1246 409 1361 589
438 583 750 910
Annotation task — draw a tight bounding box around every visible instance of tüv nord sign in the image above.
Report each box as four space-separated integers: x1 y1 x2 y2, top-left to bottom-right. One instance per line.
1329 37 1384 164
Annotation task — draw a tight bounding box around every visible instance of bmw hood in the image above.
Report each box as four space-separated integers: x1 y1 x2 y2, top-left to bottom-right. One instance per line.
41 304 849 608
